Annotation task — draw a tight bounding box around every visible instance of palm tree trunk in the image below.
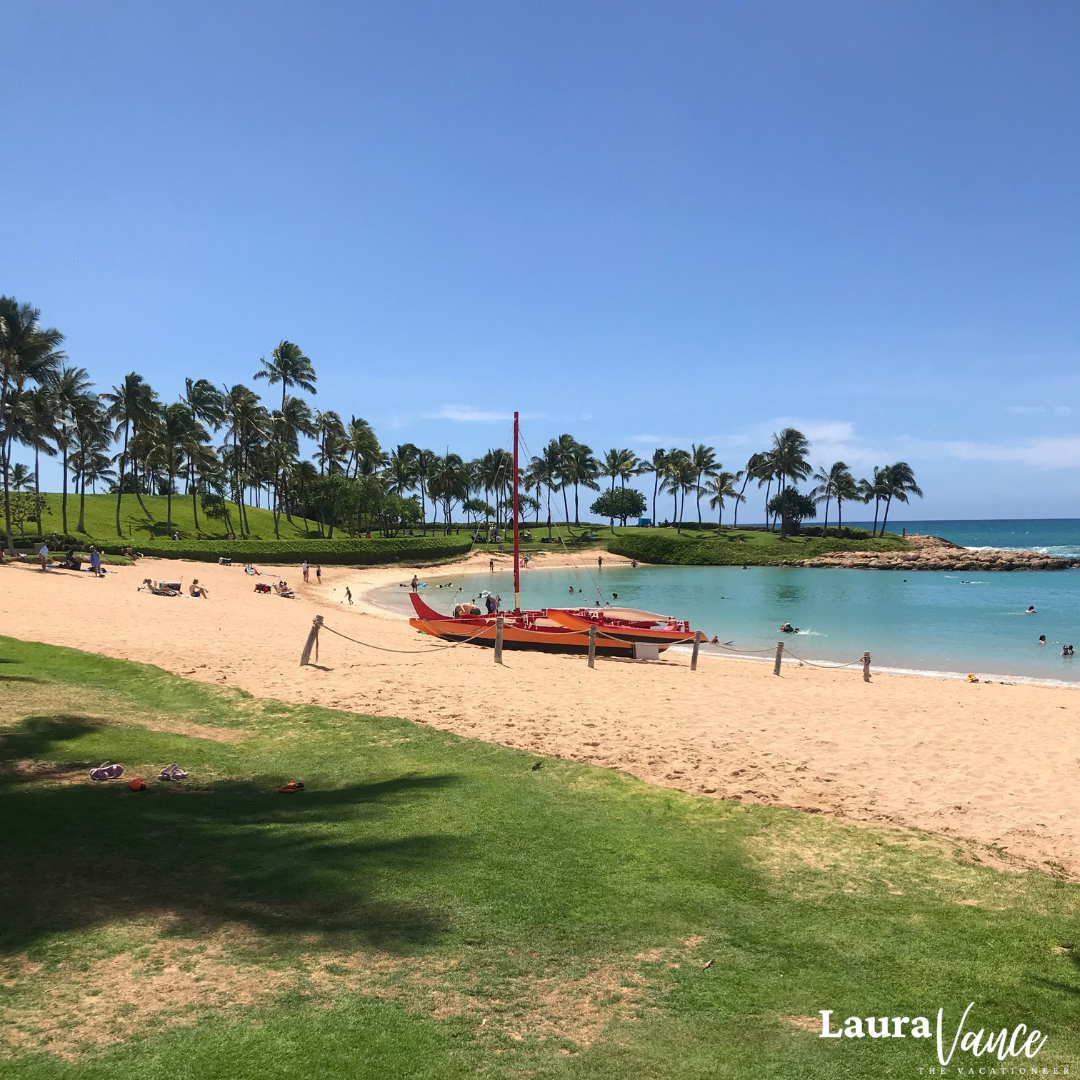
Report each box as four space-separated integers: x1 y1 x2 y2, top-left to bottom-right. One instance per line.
34 447 43 536
651 474 658 523
192 478 200 532
872 498 880 537
822 496 830 539
166 473 173 532
574 484 580 525
764 480 772 530
2 436 13 552
77 467 87 533
61 450 69 535
561 486 570 526
880 496 893 536
115 425 128 536
837 498 843 536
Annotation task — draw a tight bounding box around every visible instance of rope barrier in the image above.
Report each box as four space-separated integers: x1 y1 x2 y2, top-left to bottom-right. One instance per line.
782 652 867 670
320 621 495 655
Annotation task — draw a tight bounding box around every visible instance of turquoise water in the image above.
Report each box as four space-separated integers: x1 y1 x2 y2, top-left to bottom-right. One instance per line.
381 519 1080 682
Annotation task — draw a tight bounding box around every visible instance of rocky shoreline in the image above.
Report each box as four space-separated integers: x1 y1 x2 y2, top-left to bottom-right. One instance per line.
788 534 1079 572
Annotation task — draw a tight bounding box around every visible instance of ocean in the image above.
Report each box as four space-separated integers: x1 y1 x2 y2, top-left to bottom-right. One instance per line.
374 520 1080 684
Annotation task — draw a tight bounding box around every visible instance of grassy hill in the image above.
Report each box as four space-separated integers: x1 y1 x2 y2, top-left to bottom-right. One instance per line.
10 492 312 542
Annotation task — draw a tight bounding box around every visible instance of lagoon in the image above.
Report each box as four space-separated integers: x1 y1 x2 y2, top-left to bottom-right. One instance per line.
377 557 1080 684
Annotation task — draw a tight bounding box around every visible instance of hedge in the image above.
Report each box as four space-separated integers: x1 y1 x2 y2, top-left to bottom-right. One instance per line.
607 533 909 566
99 536 473 565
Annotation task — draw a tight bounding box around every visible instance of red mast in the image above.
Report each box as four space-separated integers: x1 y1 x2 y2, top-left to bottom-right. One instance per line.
512 411 520 612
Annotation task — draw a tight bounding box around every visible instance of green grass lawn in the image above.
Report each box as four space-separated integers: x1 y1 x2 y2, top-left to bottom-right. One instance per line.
2 637 1078 1078
13 492 311 542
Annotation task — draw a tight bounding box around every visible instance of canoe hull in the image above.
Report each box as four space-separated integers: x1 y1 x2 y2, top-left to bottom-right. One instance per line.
409 618 636 656
546 608 697 646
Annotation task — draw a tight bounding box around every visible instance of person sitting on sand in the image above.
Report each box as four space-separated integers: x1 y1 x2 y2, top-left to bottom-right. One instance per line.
189 579 209 598
711 636 719 644
141 578 179 597
1039 635 1047 646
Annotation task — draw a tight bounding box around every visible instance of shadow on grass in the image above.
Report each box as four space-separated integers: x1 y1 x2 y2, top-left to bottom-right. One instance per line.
1 714 465 953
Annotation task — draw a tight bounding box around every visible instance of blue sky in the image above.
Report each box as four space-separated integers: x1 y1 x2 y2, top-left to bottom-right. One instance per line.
4 0 1078 519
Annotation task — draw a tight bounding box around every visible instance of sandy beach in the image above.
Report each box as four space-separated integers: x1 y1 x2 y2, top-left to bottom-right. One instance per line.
4 550 1079 878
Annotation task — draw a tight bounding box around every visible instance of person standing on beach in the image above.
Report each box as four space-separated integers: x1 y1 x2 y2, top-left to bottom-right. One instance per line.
489 559 494 573
410 574 419 591
302 561 309 583
597 555 603 569
89 546 102 577
345 587 353 605
316 566 322 584
39 543 49 571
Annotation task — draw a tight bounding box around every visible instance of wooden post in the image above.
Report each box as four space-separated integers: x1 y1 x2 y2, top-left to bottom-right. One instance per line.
587 623 596 668
862 651 871 682
690 630 702 671
494 615 504 665
773 640 784 676
300 615 323 666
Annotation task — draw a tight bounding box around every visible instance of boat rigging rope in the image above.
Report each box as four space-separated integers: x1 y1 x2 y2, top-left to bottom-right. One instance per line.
320 621 495 655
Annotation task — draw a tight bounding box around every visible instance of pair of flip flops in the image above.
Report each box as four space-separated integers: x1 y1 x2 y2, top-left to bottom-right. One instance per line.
278 781 305 794
89 762 124 781
88 763 189 783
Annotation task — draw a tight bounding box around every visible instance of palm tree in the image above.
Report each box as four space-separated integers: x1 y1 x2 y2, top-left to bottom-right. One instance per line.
313 410 347 475
810 461 854 538
733 452 767 528
544 434 576 526
11 387 57 536
602 448 639 491
660 449 693 531
221 384 267 537
565 441 600 525
769 428 811 496
0 297 65 549
528 449 561 537
704 470 742 529
253 341 317 414
52 366 94 536
102 373 158 534
833 468 860 537
860 467 889 536
878 462 923 535
642 448 668 524
7 462 31 491
69 393 108 533
690 443 719 525
752 452 778 530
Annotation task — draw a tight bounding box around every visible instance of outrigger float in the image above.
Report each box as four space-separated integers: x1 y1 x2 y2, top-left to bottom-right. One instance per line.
408 412 701 656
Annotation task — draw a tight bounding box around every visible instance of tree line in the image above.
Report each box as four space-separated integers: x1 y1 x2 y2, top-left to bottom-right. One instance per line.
0 296 922 547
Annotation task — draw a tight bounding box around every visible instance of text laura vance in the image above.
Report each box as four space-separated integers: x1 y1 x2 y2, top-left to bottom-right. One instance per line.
819 1004 1050 1065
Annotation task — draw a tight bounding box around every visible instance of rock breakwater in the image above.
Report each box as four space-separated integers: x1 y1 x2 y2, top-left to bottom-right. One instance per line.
788 534 1078 572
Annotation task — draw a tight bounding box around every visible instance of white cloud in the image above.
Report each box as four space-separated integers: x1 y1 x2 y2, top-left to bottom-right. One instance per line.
423 405 512 422
1004 405 1073 415
907 436 1080 468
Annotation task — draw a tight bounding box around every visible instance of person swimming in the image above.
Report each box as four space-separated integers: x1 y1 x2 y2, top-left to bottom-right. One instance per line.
1025 605 1037 614
1039 635 1047 645
779 623 798 634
